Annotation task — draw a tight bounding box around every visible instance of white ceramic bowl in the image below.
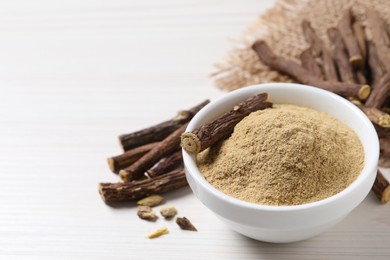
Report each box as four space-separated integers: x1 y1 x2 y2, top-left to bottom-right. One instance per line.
182 83 379 243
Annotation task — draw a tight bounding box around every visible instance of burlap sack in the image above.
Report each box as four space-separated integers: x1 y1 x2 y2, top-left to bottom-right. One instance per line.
212 0 390 91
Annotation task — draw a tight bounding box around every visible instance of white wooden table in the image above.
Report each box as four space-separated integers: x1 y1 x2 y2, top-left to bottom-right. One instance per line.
0 1 389 259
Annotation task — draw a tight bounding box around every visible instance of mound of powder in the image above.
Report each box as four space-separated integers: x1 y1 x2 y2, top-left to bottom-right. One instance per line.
196 104 364 206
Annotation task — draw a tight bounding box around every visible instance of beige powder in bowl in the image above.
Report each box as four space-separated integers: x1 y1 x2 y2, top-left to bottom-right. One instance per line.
196 104 364 206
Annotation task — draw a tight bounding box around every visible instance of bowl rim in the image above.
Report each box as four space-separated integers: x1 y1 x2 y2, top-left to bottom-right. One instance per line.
182 83 379 212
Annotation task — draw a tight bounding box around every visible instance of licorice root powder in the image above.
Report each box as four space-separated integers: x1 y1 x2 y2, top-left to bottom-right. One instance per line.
196 104 364 206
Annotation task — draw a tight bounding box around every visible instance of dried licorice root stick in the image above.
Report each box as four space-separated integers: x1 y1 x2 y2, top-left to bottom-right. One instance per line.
375 124 390 139
147 150 183 178
119 100 209 151
119 123 188 182
355 70 367 85
367 42 385 85
302 20 338 82
181 93 272 154
351 20 368 84
99 168 187 203
359 106 390 128
379 135 390 167
365 73 390 109
327 27 355 83
365 8 390 46
107 142 159 173
372 170 390 204
379 156 390 168
252 40 371 100
337 8 363 68
365 7 390 72
380 136 390 156
352 20 366 60
300 48 323 79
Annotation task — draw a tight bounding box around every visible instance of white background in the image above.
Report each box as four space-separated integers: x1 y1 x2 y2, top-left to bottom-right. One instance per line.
0 1 389 259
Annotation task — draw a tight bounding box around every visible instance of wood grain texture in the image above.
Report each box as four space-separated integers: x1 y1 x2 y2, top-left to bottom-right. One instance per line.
0 1 389 259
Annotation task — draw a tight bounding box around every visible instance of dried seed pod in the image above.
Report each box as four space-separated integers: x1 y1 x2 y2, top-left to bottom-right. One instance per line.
137 206 158 222
146 227 169 239
160 206 177 219
137 194 165 207
176 216 197 231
